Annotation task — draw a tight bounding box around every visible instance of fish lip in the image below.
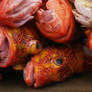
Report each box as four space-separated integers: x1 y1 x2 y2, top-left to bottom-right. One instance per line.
31 63 36 87
0 30 10 67
0 30 5 47
0 27 15 68
24 61 36 87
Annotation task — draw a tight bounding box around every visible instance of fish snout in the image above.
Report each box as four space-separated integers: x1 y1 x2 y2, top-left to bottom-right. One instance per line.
24 61 35 87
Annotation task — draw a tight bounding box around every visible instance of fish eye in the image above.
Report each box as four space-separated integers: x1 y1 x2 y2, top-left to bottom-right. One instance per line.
55 58 63 65
36 43 40 49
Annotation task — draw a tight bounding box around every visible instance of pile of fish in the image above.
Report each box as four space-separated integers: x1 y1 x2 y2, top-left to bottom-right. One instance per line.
0 0 92 88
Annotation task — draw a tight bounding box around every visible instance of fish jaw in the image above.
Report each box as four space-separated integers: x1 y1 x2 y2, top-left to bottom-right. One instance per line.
24 61 35 87
24 60 62 88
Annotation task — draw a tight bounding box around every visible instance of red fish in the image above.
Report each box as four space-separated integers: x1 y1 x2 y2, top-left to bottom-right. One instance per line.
0 24 42 68
36 0 75 43
24 44 92 88
0 0 42 27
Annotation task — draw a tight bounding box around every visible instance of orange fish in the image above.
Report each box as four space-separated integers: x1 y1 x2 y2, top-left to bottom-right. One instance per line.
0 23 42 68
24 44 92 88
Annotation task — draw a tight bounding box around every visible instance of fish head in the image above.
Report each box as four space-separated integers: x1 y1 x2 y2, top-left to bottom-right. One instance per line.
24 46 78 88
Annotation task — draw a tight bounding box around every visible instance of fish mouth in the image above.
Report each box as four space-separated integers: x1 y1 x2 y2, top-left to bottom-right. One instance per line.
0 31 9 67
24 61 36 87
0 28 15 67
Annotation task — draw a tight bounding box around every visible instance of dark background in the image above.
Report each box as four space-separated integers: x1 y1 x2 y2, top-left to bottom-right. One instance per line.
0 69 92 92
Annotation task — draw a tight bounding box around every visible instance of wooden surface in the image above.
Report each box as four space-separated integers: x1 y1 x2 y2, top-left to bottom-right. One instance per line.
0 70 92 92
